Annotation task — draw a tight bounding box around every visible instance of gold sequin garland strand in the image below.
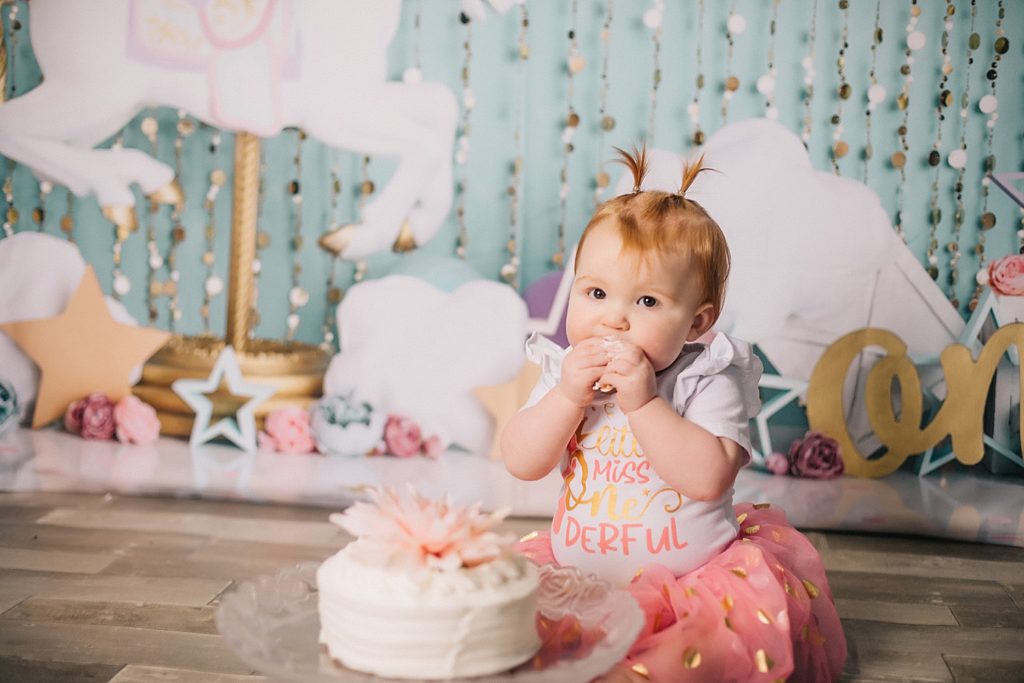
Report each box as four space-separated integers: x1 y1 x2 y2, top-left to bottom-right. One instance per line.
403 0 423 84
166 110 193 331
454 9 475 260
141 111 161 324
59 188 74 243
924 0 956 284
321 155 343 349
595 0 615 204
555 0 582 269
830 0 851 175
720 0 744 125
353 155 373 284
892 0 922 243
643 0 664 144
33 180 50 234
757 0 781 122
285 129 309 341
945 0 978 311
500 3 529 288
688 0 706 147
200 127 226 332
1 1 19 238
862 0 884 184
249 151 268 339
800 0 820 147
110 131 132 301
971 0 1008 310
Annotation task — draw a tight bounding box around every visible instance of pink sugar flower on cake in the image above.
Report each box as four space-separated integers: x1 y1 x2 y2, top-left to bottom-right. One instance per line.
329 486 515 571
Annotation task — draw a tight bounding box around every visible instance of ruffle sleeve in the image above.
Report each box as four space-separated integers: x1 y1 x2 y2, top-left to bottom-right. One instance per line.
671 332 763 456
521 332 567 410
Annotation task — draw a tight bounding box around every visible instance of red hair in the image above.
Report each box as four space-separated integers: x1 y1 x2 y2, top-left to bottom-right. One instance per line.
575 146 730 324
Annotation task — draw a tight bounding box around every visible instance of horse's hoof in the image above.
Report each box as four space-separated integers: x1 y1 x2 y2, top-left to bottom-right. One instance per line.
101 204 138 234
148 179 184 212
318 224 356 256
392 219 417 253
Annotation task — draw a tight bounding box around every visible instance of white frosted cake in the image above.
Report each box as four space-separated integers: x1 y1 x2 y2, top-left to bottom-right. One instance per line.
317 487 541 679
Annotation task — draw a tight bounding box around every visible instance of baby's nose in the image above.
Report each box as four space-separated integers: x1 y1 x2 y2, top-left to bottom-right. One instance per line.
601 311 629 330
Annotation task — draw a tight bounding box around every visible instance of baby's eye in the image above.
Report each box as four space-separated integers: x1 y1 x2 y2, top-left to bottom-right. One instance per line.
588 288 607 300
638 295 658 308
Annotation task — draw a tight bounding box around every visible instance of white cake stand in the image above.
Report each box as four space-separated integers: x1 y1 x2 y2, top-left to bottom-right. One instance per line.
216 562 644 683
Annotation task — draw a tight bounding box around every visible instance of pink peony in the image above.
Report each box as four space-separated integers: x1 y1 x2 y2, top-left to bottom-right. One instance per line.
113 395 161 445
765 451 790 476
422 434 446 458
263 406 316 454
79 393 115 440
383 415 423 458
64 398 87 434
788 431 845 479
986 254 1024 296
329 486 514 571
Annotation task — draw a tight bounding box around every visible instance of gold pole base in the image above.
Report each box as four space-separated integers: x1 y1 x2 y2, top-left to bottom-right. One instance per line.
134 334 332 437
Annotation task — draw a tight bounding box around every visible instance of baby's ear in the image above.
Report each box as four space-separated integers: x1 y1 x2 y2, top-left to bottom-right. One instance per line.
687 303 716 341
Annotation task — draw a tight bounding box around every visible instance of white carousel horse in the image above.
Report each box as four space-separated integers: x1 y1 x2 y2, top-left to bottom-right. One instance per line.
0 0 519 259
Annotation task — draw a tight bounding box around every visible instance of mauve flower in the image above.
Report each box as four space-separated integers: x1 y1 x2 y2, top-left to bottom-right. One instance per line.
788 431 845 479
64 398 87 434
765 451 790 476
384 414 423 458
79 393 115 441
264 406 316 454
113 395 161 445
985 255 1024 296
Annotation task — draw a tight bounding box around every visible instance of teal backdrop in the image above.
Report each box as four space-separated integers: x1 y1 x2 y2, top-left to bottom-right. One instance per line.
1 0 1021 347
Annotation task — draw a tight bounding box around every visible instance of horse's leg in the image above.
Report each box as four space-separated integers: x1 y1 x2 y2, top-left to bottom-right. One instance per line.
0 82 174 218
304 83 457 260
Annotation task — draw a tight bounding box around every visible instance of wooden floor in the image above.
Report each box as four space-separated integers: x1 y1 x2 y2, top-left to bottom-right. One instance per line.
0 492 1021 683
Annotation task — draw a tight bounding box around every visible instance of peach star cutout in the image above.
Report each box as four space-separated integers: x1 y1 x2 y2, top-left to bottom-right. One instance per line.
0 266 170 428
473 360 541 461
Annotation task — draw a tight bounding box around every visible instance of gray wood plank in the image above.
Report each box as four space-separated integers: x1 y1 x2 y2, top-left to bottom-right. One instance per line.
835 598 958 626
0 570 229 607
105 494 334 523
109 666 269 683
825 531 1024 563
1003 582 1024 610
0 492 111 510
1 597 218 635
0 592 28 614
827 570 1014 608
841 648 953 683
842 619 1024 660
949 603 1024 629
0 504 53 524
0 656 122 683
37 509 344 547
0 520 208 555
943 655 1024 683
0 547 116 574
0 622 254 675
821 547 1024 583
99 551 325 581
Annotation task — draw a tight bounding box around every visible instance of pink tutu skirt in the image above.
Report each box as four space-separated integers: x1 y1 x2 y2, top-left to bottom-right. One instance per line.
518 502 846 683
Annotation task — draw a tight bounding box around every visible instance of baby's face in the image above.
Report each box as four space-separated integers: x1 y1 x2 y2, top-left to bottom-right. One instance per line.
567 219 713 371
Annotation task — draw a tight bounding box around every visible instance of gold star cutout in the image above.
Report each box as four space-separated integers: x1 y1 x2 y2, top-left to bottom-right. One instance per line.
0 267 169 428
473 360 541 460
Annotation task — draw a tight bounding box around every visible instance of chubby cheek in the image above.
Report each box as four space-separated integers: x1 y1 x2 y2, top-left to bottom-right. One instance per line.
565 305 589 347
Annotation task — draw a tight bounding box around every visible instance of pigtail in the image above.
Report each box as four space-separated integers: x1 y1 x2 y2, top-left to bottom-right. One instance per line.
678 154 719 201
612 145 649 194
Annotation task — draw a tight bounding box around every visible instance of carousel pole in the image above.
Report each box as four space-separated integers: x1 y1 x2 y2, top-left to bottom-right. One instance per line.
225 132 260 350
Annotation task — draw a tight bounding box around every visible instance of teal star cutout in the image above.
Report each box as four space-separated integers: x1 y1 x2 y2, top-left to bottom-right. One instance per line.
171 345 275 452
750 372 808 466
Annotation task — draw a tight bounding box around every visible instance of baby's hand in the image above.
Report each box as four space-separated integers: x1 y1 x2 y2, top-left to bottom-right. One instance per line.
596 341 656 413
557 337 610 407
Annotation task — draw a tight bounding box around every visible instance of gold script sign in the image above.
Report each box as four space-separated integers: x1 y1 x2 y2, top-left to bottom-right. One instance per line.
807 324 1024 477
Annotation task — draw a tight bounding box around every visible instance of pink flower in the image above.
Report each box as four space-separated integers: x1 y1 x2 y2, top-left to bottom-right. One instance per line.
329 486 514 571
79 393 115 441
765 451 790 476
383 415 423 458
264 406 316 454
788 431 845 479
113 395 161 445
986 254 1024 296
422 434 446 458
64 398 87 434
